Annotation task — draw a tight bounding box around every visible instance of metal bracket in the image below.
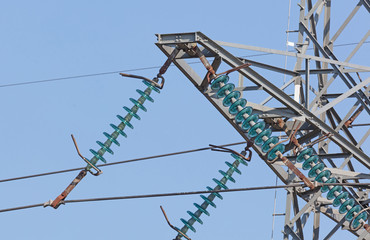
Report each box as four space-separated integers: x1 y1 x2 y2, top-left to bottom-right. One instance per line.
71 134 102 176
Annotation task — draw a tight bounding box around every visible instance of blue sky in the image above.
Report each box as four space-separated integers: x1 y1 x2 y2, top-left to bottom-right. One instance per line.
0 1 368 239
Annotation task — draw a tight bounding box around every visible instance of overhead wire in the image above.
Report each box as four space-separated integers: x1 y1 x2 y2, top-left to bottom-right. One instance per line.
0 41 368 88
1 182 369 213
0 141 247 183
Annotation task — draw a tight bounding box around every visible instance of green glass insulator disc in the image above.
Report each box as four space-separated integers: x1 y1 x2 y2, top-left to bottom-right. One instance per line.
321 177 336 193
352 212 368 229
130 98 147 112
261 136 279 153
297 148 314 163
219 170 236 183
230 153 248 166
339 198 354 214
89 149 107 163
180 218 196 232
314 169 331 182
116 115 134 129
327 185 343 200
206 186 223 199
248 121 266 138
142 80 160 93
302 155 319 170
211 75 229 90
225 161 241 174
217 83 235 98
308 163 324 178
255 129 272 146
200 195 216 208
333 192 348 207
346 205 361 221
241 114 259 131
213 178 228 190
223 91 240 107
193 203 210 216
235 106 253 123
123 106 141 120
110 124 127 138
96 141 114 155
267 144 285 160
229 98 247 115
187 211 203 224
103 132 120 146
136 89 154 102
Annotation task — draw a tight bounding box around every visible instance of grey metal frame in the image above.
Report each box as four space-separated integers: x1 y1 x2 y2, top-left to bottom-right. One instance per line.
156 1 369 239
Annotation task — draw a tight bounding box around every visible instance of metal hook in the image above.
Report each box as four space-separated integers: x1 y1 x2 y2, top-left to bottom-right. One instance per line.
241 141 254 161
120 73 164 89
71 134 102 176
160 206 191 240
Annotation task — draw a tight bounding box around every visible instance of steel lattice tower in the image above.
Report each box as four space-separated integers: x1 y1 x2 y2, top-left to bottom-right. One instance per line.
156 1 370 239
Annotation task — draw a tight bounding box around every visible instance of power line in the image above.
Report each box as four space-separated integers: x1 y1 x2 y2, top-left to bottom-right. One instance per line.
1 41 368 89
0 66 162 88
0 141 247 183
1 182 369 213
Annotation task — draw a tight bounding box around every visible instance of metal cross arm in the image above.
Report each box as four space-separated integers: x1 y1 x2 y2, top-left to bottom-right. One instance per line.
158 31 369 169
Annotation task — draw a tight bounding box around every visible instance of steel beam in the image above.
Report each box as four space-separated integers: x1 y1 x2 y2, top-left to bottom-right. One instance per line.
329 1 362 45
157 31 370 170
214 40 370 71
314 77 370 115
300 23 370 114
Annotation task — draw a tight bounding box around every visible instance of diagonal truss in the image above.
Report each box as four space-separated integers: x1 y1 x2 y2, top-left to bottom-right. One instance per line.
156 1 369 239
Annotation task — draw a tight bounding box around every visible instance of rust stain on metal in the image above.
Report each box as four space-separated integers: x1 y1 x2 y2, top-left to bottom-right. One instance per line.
51 170 87 209
344 105 365 127
277 153 315 190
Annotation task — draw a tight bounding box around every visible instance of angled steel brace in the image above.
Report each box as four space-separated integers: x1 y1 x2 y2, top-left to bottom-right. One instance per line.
300 23 370 114
314 77 370 115
361 0 370 13
329 0 363 45
214 40 370 71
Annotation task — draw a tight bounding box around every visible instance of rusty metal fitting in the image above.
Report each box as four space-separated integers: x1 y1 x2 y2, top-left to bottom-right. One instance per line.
71 134 102 176
209 144 251 162
120 73 164 89
240 141 254 162
274 152 315 190
159 47 180 76
364 224 370 233
50 170 87 209
160 206 191 240
192 45 216 81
